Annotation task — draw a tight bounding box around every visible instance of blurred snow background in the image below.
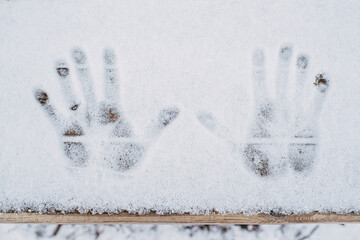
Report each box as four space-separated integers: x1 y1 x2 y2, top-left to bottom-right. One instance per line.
1 224 359 240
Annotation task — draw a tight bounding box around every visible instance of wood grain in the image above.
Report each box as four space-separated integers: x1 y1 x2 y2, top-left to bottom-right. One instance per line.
1 212 360 224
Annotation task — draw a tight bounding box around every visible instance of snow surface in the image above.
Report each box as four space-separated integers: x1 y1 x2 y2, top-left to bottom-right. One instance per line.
1 0 360 214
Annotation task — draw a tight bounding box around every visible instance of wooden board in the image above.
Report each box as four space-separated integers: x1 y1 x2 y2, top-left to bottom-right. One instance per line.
1 212 360 224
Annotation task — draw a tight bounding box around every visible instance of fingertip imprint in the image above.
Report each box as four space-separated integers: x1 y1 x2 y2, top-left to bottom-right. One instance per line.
56 61 70 77
314 73 329 93
197 112 217 132
158 107 180 127
57 67 70 77
70 104 79 111
72 48 87 65
35 89 49 105
279 45 293 62
252 49 265 66
296 55 308 70
104 48 116 65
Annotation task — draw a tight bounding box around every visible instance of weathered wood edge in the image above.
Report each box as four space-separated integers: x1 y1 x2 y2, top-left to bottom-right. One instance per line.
1 212 360 224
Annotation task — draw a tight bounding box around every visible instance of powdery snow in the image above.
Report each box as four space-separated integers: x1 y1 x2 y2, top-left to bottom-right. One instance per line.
0 0 360 215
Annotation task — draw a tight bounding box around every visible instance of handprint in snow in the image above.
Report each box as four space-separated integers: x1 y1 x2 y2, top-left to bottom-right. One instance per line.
34 48 179 174
197 45 329 176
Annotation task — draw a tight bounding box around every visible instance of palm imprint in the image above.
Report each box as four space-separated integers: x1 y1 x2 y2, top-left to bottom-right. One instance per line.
197 44 329 177
35 48 179 173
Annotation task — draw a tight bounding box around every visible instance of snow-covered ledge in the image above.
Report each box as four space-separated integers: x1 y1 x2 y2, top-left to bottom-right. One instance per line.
1 1 360 221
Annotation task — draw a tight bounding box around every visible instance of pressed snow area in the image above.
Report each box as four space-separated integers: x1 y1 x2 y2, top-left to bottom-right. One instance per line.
1 0 360 214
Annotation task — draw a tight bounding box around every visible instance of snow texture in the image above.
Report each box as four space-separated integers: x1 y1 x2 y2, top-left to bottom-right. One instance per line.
1 0 360 215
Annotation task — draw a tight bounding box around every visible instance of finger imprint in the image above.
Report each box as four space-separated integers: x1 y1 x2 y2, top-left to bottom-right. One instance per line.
251 49 273 138
313 73 329 93
252 49 269 104
196 111 217 132
72 48 97 117
158 107 180 128
279 46 292 63
296 55 308 70
56 61 80 111
275 45 292 101
295 55 309 95
146 106 180 137
306 73 329 135
289 74 329 173
34 89 65 129
73 48 87 65
245 49 276 176
293 55 310 130
104 48 120 106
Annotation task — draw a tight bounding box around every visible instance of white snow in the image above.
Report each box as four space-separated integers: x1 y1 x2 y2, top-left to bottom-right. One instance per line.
1 0 360 215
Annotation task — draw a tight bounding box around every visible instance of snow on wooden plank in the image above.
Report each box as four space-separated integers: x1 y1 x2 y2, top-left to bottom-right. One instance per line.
1 212 360 224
